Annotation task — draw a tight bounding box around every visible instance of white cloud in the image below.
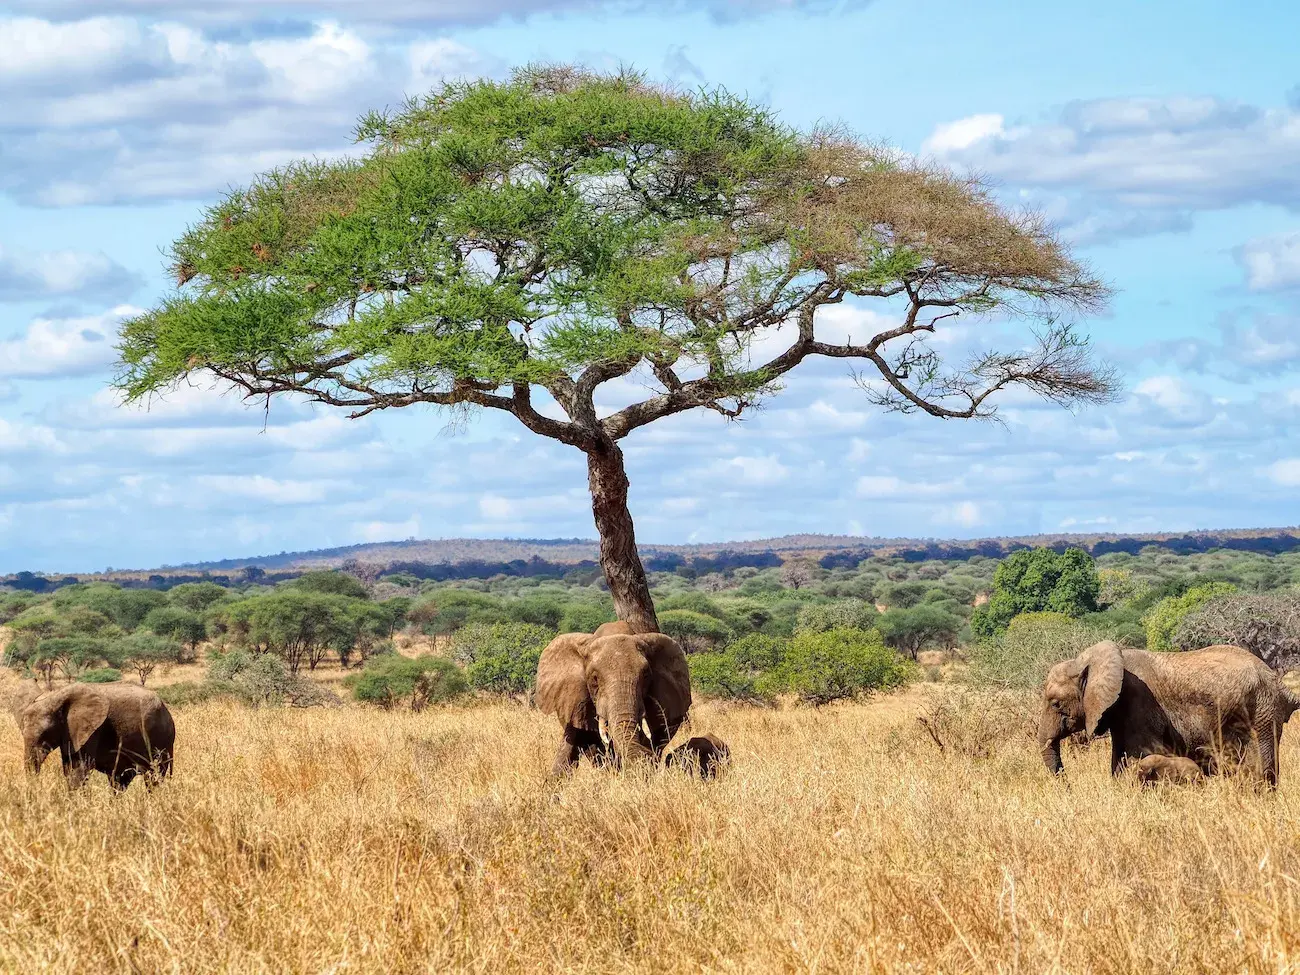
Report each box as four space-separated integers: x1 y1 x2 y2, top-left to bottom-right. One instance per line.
706 453 790 486
934 500 983 528
354 517 420 542
1237 232 1300 291
1265 459 1300 487
0 244 140 303
0 305 139 378
926 94 1300 242
192 474 332 504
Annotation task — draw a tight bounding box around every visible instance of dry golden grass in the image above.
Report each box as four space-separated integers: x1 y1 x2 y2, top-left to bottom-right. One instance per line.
4 684 1300 973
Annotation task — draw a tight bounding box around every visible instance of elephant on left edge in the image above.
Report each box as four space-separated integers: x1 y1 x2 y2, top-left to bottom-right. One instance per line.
16 683 175 790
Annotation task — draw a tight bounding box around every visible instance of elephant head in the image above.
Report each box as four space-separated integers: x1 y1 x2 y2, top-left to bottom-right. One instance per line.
1037 640 1124 775
536 629 691 766
18 684 109 772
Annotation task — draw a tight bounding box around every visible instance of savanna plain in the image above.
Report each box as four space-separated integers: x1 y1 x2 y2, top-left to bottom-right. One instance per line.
4 683 1300 974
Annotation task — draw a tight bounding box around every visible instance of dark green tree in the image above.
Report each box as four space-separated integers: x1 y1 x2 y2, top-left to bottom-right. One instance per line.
971 547 1101 637
115 67 1113 632
876 603 963 659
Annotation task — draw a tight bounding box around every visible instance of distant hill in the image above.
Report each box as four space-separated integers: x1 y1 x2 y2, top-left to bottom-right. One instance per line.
4 526 1300 592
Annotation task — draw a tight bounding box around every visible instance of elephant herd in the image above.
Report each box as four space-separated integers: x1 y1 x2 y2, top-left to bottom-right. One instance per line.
3 626 1298 791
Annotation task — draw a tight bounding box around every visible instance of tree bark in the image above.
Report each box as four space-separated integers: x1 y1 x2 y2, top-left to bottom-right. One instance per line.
586 443 660 633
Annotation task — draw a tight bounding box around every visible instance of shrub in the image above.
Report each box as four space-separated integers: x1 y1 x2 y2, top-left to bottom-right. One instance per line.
155 681 220 707
689 653 770 703
452 621 552 695
78 668 122 684
795 601 879 634
141 606 206 657
770 628 915 705
659 609 731 653
288 571 370 599
558 603 615 634
968 612 1101 689
1173 590 1300 669
348 655 468 711
872 581 931 609
1143 582 1238 652
723 633 789 671
166 581 230 613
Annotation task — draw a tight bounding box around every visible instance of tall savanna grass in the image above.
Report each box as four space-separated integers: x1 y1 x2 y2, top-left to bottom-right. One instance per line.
3 684 1300 973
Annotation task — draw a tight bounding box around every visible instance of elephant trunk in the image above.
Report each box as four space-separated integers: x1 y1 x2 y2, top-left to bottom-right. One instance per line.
607 710 653 765
1037 711 1065 776
24 744 47 774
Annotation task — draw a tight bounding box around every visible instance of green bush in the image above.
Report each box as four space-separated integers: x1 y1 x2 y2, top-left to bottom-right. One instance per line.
723 633 789 671
451 621 552 695
876 604 963 659
288 571 370 599
78 668 123 683
113 631 183 684
558 603 615 634
348 655 468 711
142 606 206 656
1143 582 1238 651
166 581 230 613
794 601 879 634
968 612 1101 689
770 628 915 705
659 609 731 652
689 652 770 703
971 548 1100 637
155 681 221 707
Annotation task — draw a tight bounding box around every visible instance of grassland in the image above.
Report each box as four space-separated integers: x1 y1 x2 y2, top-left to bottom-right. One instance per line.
3 680 1300 974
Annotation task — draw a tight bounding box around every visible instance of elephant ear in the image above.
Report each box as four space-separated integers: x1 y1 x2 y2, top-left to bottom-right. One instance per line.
1079 641 1124 737
535 633 595 725
48 685 110 752
636 634 692 724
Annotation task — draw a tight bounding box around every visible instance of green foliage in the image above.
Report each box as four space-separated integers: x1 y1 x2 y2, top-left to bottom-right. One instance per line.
52 583 167 632
225 590 362 672
166 581 231 613
205 648 336 707
407 590 510 635
971 548 1100 637
558 603 615 634
77 668 123 684
876 604 964 659
288 571 371 600
142 606 206 653
968 612 1102 689
723 633 789 671
506 595 566 630
768 628 915 705
451 621 552 695
347 655 468 711
689 653 769 704
873 581 931 609
794 601 879 634
1143 582 1240 652
113 631 182 684
659 609 732 652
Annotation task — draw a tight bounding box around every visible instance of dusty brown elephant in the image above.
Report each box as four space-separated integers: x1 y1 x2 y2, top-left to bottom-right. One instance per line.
18 682 175 790
666 733 730 778
1038 641 1300 787
536 623 691 775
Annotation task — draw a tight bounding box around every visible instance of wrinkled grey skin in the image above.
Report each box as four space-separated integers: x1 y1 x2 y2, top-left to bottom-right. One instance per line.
535 621 692 775
666 733 730 778
1039 641 1300 787
18 682 175 790
1136 754 1204 786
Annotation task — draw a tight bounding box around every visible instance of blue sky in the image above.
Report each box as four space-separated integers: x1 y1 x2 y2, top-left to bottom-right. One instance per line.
2 0 1299 573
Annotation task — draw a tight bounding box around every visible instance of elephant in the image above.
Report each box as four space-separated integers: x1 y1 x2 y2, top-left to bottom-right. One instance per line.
17 682 175 790
1136 754 1204 786
1038 641 1300 787
536 622 691 775
665 733 730 778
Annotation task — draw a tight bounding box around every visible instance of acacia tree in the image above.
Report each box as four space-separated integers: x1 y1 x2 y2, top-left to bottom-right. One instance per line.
116 67 1115 633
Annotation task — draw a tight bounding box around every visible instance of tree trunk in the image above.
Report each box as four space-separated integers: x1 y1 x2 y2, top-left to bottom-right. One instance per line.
586 443 659 633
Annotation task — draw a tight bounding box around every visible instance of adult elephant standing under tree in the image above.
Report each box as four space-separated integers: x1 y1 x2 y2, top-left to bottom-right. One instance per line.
536 622 691 774
1038 641 1299 787
115 67 1116 634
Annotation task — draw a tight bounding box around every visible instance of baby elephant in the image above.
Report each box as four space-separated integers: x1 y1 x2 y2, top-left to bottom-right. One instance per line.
18 683 175 790
1136 754 1204 787
666 734 730 779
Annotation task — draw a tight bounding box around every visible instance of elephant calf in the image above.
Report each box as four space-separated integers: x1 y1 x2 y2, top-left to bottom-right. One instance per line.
1136 754 1204 786
1039 641 1299 788
666 734 730 779
17 682 175 790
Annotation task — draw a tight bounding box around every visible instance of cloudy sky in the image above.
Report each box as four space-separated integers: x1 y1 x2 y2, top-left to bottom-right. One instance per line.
1 0 1298 573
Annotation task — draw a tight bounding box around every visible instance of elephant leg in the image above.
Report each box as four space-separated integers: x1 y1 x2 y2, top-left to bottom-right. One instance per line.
1110 738 1129 777
1256 720 1281 789
63 760 91 790
551 737 582 776
111 768 138 792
